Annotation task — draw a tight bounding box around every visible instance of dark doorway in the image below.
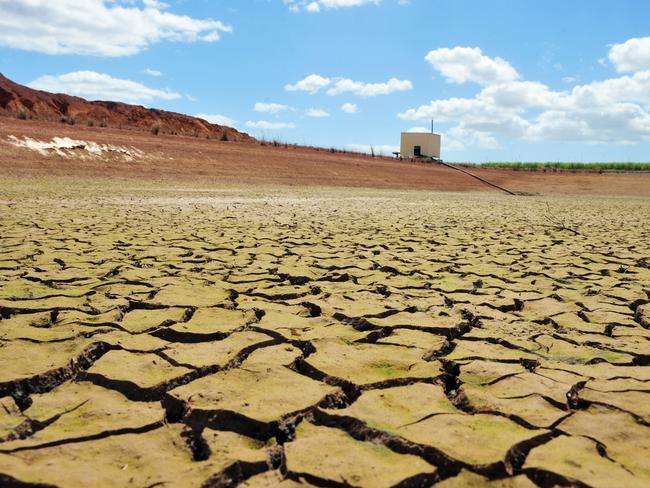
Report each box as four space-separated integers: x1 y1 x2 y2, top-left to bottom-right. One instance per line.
413 145 421 157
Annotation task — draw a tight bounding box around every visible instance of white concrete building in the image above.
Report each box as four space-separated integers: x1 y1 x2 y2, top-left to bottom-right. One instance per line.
400 132 441 159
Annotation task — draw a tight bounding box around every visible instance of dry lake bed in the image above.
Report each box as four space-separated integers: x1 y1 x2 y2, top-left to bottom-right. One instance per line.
0 182 649 487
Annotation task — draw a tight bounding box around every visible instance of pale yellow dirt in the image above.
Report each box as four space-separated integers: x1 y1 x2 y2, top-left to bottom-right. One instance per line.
0 182 648 487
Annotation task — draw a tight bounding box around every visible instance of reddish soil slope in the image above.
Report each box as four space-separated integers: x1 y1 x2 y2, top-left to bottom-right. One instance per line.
1 118 648 197
0 73 253 141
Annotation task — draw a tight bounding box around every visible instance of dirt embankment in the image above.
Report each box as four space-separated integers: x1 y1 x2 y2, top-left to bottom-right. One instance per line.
1 117 649 197
0 73 253 142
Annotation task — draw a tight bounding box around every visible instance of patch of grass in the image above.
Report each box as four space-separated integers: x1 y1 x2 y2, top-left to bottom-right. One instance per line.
479 162 650 171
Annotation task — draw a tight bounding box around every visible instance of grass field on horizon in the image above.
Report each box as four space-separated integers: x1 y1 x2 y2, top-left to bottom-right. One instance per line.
477 161 650 171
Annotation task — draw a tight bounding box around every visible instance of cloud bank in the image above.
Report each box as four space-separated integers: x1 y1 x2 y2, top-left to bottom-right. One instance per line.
285 74 412 97
0 0 231 57
29 71 181 104
400 39 650 149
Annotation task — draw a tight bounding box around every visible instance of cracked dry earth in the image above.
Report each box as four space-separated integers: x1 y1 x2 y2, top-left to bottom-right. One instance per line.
0 186 649 488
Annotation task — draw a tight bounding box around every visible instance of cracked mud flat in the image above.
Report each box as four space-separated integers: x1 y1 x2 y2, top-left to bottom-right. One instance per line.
0 183 649 488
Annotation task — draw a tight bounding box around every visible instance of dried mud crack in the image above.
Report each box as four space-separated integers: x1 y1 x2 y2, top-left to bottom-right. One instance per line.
0 185 648 487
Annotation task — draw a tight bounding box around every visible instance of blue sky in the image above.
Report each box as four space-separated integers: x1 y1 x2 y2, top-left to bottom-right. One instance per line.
1 0 649 161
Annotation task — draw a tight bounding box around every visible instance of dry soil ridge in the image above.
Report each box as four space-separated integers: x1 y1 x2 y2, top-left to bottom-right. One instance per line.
1 117 649 196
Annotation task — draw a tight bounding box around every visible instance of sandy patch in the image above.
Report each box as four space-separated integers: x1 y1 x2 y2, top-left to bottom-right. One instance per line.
5 135 144 161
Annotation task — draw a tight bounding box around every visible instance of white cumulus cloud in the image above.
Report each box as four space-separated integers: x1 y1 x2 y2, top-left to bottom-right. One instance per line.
0 0 231 57
142 68 162 77
399 40 650 148
28 71 181 104
245 120 296 130
196 113 238 127
285 0 380 12
254 102 290 114
286 74 411 97
305 2 320 12
305 108 330 117
425 46 520 86
285 74 332 94
341 102 359 113
345 144 399 156
327 77 413 97
609 36 650 73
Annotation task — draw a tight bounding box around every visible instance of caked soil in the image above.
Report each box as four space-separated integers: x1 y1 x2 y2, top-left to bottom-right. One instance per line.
0 188 649 486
